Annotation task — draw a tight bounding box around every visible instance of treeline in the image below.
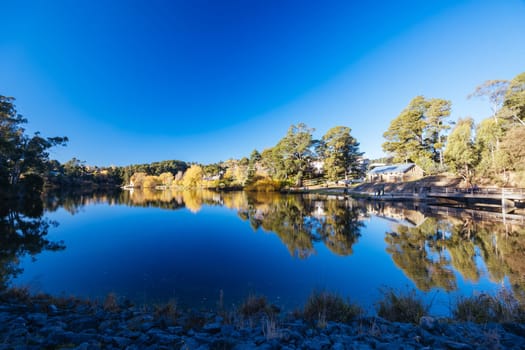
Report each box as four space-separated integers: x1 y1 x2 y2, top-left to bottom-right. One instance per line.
2 70 524 195
126 123 365 191
382 71 525 186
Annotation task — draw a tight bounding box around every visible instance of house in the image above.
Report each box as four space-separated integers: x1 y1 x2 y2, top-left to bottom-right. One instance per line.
366 163 424 183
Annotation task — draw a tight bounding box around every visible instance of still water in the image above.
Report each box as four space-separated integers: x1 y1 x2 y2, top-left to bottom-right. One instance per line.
4 189 525 314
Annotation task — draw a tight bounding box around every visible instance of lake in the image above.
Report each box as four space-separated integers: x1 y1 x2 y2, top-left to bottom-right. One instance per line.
3 189 525 315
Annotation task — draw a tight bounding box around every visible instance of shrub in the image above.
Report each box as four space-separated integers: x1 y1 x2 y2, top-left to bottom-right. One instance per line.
303 290 363 327
376 287 428 324
244 178 284 192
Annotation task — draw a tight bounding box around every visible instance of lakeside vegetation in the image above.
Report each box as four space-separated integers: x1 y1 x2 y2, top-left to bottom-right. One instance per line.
1 71 524 196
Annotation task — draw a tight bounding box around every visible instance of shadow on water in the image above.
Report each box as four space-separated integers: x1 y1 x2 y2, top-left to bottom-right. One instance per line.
0 193 65 290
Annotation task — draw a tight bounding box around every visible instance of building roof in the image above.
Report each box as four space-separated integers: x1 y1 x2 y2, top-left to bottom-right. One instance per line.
368 163 415 175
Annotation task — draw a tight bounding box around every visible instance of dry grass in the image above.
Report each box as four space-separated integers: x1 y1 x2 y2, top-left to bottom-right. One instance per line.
103 292 120 312
452 288 525 323
153 299 179 326
376 287 429 324
302 290 363 327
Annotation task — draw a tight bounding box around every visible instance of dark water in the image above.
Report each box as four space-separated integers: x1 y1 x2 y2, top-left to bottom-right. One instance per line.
3 189 525 314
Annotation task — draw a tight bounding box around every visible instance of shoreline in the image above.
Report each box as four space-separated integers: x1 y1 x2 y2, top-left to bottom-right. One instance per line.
1 288 524 349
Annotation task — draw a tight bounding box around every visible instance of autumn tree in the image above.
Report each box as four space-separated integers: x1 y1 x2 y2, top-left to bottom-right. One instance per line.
158 172 174 187
129 172 147 188
318 126 363 181
182 164 204 188
444 118 478 185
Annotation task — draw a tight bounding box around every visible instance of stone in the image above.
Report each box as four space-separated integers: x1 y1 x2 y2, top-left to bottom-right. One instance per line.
419 316 436 332
443 340 473 350
202 322 222 334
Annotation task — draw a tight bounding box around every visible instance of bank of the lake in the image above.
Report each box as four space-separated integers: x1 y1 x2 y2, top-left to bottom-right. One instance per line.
1 289 525 349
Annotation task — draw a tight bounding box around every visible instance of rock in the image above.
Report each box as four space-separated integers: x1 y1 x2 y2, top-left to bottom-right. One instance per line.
69 316 100 331
111 336 132 347
443 340 473 349
232 342 257 350
419 316 436 332
202 322 222 334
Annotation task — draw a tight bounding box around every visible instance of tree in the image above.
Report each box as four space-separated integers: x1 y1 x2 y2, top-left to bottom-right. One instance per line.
318 126 363 181
158 172 174 187
424 98 452 168
474 118 504 176
383 96 427 164
501 72 525 125
246 149 262 184
444 118 478 185
182 165 204 188
382 96 451 172
272 123 315 185
468 80 509 123
0 96 67 192
129 172 147 188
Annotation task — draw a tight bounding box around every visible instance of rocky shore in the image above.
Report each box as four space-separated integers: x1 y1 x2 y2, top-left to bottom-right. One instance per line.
1 291 525 350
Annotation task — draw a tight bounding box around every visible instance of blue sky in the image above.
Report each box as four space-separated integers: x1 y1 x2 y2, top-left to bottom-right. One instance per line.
1 0 524 166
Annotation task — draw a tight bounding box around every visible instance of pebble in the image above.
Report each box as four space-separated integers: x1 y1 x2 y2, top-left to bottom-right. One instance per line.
0 296 524 349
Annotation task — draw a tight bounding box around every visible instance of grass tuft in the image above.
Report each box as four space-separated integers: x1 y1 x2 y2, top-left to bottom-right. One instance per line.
376 287 429 324
103 292 120 312
154 299 179 326
452 288 525 323
239 294 279 319
302 290 363 327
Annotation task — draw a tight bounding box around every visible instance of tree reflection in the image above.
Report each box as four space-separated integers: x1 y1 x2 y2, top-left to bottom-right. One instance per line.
0 195 65 289
385 217 457 292
381 202 525 300
237 193 365 258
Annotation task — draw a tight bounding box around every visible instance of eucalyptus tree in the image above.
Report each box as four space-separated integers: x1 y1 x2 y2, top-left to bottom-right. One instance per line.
444 117 478 185
468 79 509 124
502 72 525 125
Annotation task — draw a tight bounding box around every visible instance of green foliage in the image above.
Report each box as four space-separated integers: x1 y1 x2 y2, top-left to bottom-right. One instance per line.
267 123 316 185
0 95 67 192
302 290 362 326
318 126 363 181
382 96 451 172
376 287 429 324
444 117 478 183
502 72 525 124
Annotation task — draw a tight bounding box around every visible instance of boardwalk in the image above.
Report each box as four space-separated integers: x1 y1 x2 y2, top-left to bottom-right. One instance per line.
426 187 525 207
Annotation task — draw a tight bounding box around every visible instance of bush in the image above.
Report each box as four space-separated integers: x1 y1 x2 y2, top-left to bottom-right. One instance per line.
244 178 284 192
376 287 428 324
303 290 363 327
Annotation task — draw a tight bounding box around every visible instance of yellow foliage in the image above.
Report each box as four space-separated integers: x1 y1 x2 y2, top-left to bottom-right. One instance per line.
245 177 283 192
182 165 204 188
